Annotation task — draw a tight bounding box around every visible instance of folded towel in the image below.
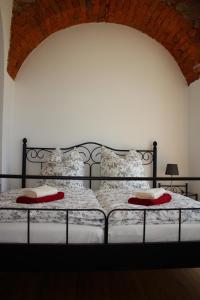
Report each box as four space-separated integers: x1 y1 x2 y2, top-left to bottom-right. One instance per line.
128 193 172 206
16 192 64 204
135 188 166 199
23 185 58 198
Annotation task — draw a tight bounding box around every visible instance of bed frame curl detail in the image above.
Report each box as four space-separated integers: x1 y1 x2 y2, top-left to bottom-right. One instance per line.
22 138 158 189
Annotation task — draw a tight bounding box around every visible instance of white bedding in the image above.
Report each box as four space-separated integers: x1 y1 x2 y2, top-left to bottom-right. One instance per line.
95 188 200 243
1 187 200 244
0 187 105 226
95 188 200 226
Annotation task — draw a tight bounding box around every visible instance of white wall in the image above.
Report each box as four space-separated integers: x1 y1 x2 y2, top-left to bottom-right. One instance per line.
0 12 4 172
189 79 200 193
2 23 190 187
0 0 14 190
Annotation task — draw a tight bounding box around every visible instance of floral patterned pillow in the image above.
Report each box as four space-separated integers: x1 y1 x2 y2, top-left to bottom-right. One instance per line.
41 148 84 188
100 146 150 190
62 148 85 188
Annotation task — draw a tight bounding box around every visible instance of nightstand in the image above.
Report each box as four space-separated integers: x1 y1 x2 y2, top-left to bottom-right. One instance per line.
158 183 198 201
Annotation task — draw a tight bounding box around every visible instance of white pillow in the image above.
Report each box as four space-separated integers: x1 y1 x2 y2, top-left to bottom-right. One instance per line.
100 146 150 190
41 148 84 189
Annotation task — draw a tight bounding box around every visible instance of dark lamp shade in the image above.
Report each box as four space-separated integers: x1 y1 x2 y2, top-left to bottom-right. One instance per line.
165 164 179 176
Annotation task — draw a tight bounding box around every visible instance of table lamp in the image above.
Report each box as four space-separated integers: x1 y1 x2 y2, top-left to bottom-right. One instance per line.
165 164 179 189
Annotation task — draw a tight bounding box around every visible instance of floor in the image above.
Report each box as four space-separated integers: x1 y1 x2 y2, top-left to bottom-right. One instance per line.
1 269 200 300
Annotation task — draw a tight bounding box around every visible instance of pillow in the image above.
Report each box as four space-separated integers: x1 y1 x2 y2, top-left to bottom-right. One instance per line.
41 147 84 189
62 148 85 188
41 148 65 187
100 146 150 190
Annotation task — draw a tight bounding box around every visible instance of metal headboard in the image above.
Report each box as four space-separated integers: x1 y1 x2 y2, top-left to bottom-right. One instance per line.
22 138 157 189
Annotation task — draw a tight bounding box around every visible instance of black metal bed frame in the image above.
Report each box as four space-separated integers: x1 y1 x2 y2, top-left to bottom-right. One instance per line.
1 138 200 271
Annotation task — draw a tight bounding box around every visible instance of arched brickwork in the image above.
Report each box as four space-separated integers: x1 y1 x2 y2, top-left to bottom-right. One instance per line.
8 0 200 84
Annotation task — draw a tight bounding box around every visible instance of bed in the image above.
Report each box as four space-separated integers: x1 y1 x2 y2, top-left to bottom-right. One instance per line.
1 138 200 271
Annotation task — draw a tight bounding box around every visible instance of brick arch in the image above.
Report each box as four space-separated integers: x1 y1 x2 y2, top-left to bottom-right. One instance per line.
8 0 200 84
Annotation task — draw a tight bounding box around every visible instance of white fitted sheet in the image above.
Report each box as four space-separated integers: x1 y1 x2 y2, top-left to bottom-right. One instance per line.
109 223 200 243
1 222 200 244
0 223 104 244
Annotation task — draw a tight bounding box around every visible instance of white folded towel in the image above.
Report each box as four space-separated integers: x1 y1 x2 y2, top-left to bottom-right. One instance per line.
23 185 58 198
135 188 166 199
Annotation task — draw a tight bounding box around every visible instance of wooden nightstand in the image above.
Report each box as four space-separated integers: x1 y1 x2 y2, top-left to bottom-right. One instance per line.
158 183 198 201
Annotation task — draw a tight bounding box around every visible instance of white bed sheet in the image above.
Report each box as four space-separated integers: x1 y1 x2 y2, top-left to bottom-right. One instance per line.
0 223 104 244
109 223 200 243
1 222 199 244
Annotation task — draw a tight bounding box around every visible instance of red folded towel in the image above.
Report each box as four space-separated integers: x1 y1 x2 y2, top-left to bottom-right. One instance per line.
128 193 172 206
16 192 64 204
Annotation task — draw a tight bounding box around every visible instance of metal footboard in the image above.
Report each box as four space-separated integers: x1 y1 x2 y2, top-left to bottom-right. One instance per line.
0 207 200 245
0 208 107 244
107 207 200 244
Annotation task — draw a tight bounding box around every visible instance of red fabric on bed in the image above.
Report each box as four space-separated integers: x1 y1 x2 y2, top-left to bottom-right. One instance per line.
128 193 172 206
16 192 64 204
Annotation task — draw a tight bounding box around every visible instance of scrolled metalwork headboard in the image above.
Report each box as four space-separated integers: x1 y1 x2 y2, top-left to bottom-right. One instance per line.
22 138 157 189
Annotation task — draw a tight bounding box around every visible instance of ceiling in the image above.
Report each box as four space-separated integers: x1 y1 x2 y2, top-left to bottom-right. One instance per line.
8 0 200 84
